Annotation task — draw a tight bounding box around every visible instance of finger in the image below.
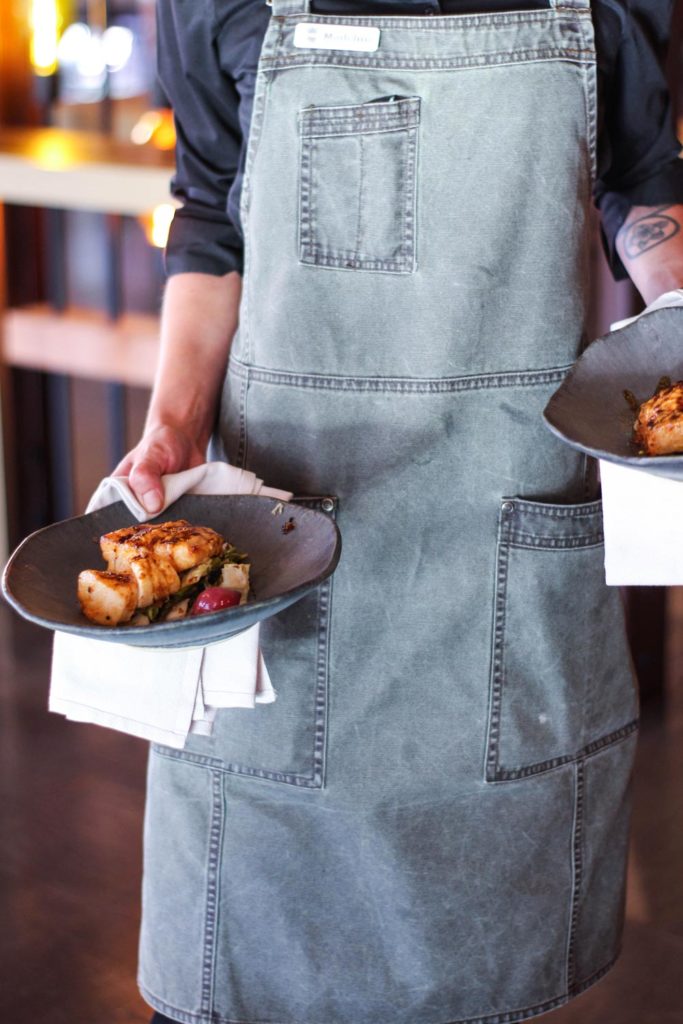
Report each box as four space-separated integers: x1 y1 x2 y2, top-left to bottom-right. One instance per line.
112 453 135 478
128 456 165 514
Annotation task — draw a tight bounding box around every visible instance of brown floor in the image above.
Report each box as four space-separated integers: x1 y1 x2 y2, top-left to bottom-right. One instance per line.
1 598 682 1024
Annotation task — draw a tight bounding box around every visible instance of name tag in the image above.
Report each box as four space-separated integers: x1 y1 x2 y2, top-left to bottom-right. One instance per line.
293 22 380 52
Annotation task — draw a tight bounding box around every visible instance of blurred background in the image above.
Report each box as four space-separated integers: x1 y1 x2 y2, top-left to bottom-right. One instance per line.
0 0 174 551
0 2 682 1023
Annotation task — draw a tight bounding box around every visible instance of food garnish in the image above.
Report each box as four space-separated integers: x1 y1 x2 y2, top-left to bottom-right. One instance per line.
77 519 250 626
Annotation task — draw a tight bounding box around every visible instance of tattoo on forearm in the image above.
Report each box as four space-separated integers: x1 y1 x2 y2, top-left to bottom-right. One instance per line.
621 205 681 260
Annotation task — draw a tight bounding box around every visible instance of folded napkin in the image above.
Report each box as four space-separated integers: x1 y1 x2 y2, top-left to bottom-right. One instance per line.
609 287 683 332
600 288 683 586
600 460 683 585
86 461 289 520
49 462 292 748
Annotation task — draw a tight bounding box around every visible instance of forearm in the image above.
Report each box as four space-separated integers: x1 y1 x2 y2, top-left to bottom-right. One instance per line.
615 204 683 305
146 270 242 447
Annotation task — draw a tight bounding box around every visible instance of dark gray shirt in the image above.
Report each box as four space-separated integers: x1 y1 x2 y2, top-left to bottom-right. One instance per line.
157 0 683 280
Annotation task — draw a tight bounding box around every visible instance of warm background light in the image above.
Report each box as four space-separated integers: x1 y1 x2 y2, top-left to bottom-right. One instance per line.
28 132 77 170
139 203 177 249
30 0 62 76
131 109 176 151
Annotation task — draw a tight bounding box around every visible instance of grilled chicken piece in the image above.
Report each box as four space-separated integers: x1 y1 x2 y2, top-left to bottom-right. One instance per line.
101 520 223 573
127 551 181 608
77 570 138 626
634 380 683 455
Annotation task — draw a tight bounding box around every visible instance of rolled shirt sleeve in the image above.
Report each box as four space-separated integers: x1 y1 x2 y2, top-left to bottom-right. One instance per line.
157 0 268 277
594 0 683 279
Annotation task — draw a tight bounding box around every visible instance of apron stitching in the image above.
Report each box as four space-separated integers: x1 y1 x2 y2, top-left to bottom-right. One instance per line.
237 372 249 468
404 127 418 264
261 49 594 70
152 743 325 786
355 135 365 255
565 758 584 992
228 360 574 391
507 500 601 517
509 536 603 549
484 511 509 782
576 19 598 186
271 11 588 29
314 577 333 786
491 721 638 782
200 769 224 1015
299 136 313 260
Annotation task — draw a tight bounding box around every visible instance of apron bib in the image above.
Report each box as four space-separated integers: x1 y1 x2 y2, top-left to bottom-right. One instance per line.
139 3 639 1022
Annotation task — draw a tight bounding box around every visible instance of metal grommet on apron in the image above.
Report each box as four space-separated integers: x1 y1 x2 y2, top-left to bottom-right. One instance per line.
139 1 639 1022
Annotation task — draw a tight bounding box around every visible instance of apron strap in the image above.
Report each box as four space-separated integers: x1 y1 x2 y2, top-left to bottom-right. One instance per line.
267 0 312 15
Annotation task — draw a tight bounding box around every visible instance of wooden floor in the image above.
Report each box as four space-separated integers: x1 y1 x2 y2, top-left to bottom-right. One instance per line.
1 598 682 1024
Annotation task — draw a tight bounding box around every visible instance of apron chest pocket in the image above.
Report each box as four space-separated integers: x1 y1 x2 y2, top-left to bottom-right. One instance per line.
298 95 420 274
485 497 638 783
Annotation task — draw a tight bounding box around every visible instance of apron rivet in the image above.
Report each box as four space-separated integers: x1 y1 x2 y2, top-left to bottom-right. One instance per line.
501 501 514 513
321 498 335 513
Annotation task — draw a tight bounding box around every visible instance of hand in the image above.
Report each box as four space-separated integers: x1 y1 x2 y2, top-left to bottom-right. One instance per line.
113 424 206 514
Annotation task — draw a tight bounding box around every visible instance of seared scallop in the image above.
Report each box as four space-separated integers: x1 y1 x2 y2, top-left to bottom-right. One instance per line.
149 524 224 571
77 569 138 626
100 520 187 572
127 551 181 608
101 520 223 573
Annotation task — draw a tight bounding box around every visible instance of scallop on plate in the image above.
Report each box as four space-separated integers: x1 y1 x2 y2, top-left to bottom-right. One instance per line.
543 306 683 481
2 494 341 648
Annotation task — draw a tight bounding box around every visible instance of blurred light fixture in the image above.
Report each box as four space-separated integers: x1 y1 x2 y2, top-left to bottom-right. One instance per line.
102 25 134 72
139 204 177 249
76 30 107 79
131 109 176 151
57 22 91 65
31 0 62 76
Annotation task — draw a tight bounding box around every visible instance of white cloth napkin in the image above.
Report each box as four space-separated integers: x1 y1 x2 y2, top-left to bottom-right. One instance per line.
609 287 683 332
49 462 292 747
600 288 683 586
600 460 683 585
86 461 289 520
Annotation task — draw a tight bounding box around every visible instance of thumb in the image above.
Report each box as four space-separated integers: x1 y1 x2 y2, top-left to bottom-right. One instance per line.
128 457 165 515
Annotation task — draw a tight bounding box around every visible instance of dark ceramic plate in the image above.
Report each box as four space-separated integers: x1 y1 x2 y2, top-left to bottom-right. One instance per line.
544 306 683 480
2 494 341 648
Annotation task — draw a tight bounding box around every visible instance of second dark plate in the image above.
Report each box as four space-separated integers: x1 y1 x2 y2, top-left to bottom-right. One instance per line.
543 306 683 480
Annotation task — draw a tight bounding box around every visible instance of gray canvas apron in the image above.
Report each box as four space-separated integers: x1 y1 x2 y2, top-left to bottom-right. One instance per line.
138 2 639 1021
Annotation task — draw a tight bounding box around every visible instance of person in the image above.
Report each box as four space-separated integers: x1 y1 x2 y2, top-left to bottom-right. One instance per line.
116 2 683 1022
